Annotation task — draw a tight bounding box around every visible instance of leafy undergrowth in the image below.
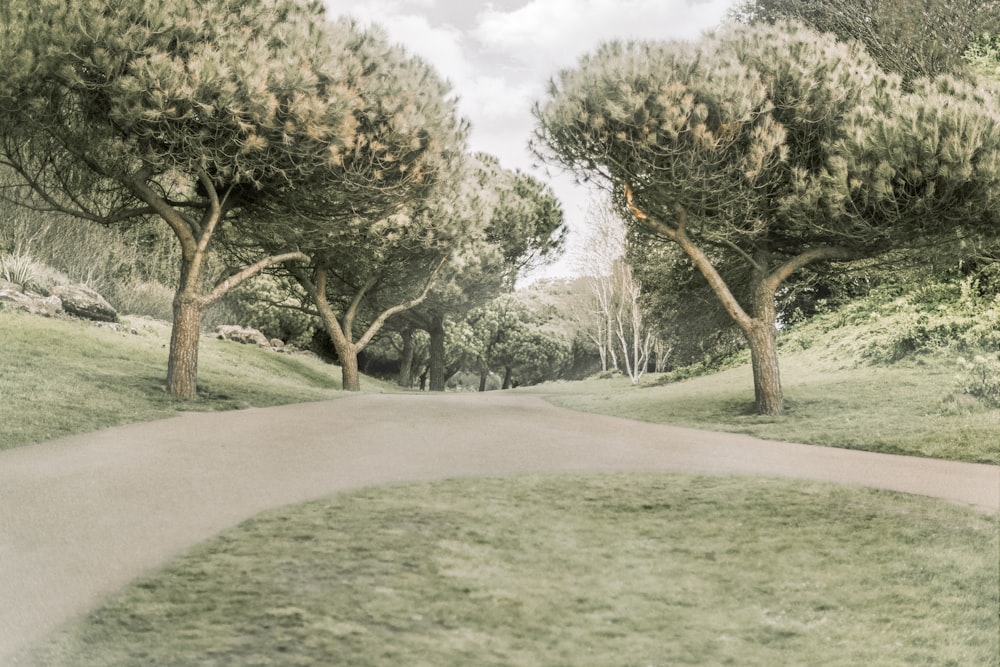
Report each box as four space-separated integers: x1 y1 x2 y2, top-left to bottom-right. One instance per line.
0 310 390 449
531 281 1000 464
22 474 998 666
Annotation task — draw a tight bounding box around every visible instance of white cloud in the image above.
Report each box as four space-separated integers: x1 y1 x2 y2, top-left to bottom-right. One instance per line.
475 0 735 71
328 1 542 168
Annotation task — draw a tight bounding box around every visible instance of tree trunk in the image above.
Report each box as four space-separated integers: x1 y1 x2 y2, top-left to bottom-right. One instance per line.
167 292 204 399
623 191 857 417
502 366 513 389
398 328 414 388
479 369 488 392
428 316 446 392
747 275 783 416
341 347 361 392
745 321 782 416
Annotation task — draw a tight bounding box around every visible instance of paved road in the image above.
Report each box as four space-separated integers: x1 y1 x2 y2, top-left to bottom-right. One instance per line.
1 392 997 663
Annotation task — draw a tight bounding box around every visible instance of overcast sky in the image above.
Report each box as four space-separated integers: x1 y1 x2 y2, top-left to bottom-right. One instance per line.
323 0 739 280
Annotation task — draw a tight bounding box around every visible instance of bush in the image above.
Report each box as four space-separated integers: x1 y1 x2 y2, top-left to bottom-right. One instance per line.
957 354 1000 407
218 275 318 347
0 252 71 294
109 281 175 322
0 252 39 290
866 279 1000 362
0 206 179 296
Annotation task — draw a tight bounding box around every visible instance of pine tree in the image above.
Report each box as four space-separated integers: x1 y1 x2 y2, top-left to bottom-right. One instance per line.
534 21 1000 415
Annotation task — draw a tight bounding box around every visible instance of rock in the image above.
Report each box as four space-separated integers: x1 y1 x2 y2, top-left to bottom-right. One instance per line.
51 284 118 322
0 287 63 317
216 325 270 347
269 338 285 349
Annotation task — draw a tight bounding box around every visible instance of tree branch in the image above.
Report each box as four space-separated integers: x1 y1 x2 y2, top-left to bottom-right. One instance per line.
204 252 310 306
763 246 859 295
123 168 199 254
625 184 754 332
354 254 448 352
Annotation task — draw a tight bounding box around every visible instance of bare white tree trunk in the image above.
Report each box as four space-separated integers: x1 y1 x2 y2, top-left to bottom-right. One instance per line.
575 195 660 383
612 261 652 385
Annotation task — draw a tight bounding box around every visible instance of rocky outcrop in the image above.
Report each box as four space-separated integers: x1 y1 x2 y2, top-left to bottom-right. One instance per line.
50 284 118 323
0 280 119 322
0 280 64 318
216 325 271 347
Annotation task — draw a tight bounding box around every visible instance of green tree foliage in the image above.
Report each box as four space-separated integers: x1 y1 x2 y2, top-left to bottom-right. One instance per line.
221 275 317 348
534 21 1000 415
460 297 571 390
404 154 566 391
252 142 487 393
0 0 450 397
965 32 1000 85
731 0 1000 83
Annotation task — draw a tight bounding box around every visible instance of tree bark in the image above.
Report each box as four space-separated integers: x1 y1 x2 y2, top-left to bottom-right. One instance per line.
745 320 782 416
479 369 488 392
166 290 204 399
340 348 361 392
747 261 783 415
398 328 414 388
502 366 513 389
428 315 446 391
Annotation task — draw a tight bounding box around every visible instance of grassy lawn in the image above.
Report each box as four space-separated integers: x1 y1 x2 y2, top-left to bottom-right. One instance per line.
22 473 999 666
525 354 999 465
0 310 388 449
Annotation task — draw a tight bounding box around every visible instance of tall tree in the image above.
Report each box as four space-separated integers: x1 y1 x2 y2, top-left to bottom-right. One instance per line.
274 160 477 392
0 1 442 398
231 42 468 392
534 21 1000 415
731 0 1000 83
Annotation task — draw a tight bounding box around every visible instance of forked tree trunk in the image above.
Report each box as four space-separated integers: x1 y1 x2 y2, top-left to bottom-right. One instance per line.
624 188 801 416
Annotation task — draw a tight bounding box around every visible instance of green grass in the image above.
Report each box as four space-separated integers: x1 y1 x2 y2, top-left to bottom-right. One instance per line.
523 278 999 465
525 282 1000 465
22 474 999 666
0 310 391 449
528 354 1000 464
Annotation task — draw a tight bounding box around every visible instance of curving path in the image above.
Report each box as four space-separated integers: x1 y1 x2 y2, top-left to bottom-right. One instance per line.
1 392 997 663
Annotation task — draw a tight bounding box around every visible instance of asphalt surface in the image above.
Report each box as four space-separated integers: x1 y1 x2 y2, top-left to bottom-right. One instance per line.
1 392 997 663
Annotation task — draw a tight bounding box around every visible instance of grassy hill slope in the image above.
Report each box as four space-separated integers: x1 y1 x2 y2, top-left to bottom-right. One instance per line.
0 311 393 449
2 278 997 463
527 282 999 464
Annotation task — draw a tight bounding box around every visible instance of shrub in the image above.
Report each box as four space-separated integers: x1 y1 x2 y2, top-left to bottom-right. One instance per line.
109 281 175 322
0 207 179 295
218 275 318 347
0 252 39 290
957 354 1000 407
849 279 999 363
